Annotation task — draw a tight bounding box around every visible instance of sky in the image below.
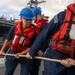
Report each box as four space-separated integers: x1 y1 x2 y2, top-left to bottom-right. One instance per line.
0 0 75 21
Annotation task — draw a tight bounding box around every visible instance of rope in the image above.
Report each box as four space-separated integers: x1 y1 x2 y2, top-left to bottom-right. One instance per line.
3 48 10 60
2 53 75 66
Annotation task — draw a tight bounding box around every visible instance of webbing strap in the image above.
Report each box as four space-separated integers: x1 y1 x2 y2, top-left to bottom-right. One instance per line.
64 13 74 41
56 13 74 44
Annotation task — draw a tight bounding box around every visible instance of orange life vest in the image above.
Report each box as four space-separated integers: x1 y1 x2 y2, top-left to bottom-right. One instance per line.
36 18 48 34
9 20 36 52
51 4 75 57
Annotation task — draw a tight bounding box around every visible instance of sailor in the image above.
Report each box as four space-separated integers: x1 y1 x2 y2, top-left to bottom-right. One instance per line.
30 7 49 75
26 3 75 75
0 7 38 75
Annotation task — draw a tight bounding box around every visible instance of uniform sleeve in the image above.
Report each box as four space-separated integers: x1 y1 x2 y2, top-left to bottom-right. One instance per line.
6 26 15 41
40 23 48 32
29 11 66 56
40 38 50 52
